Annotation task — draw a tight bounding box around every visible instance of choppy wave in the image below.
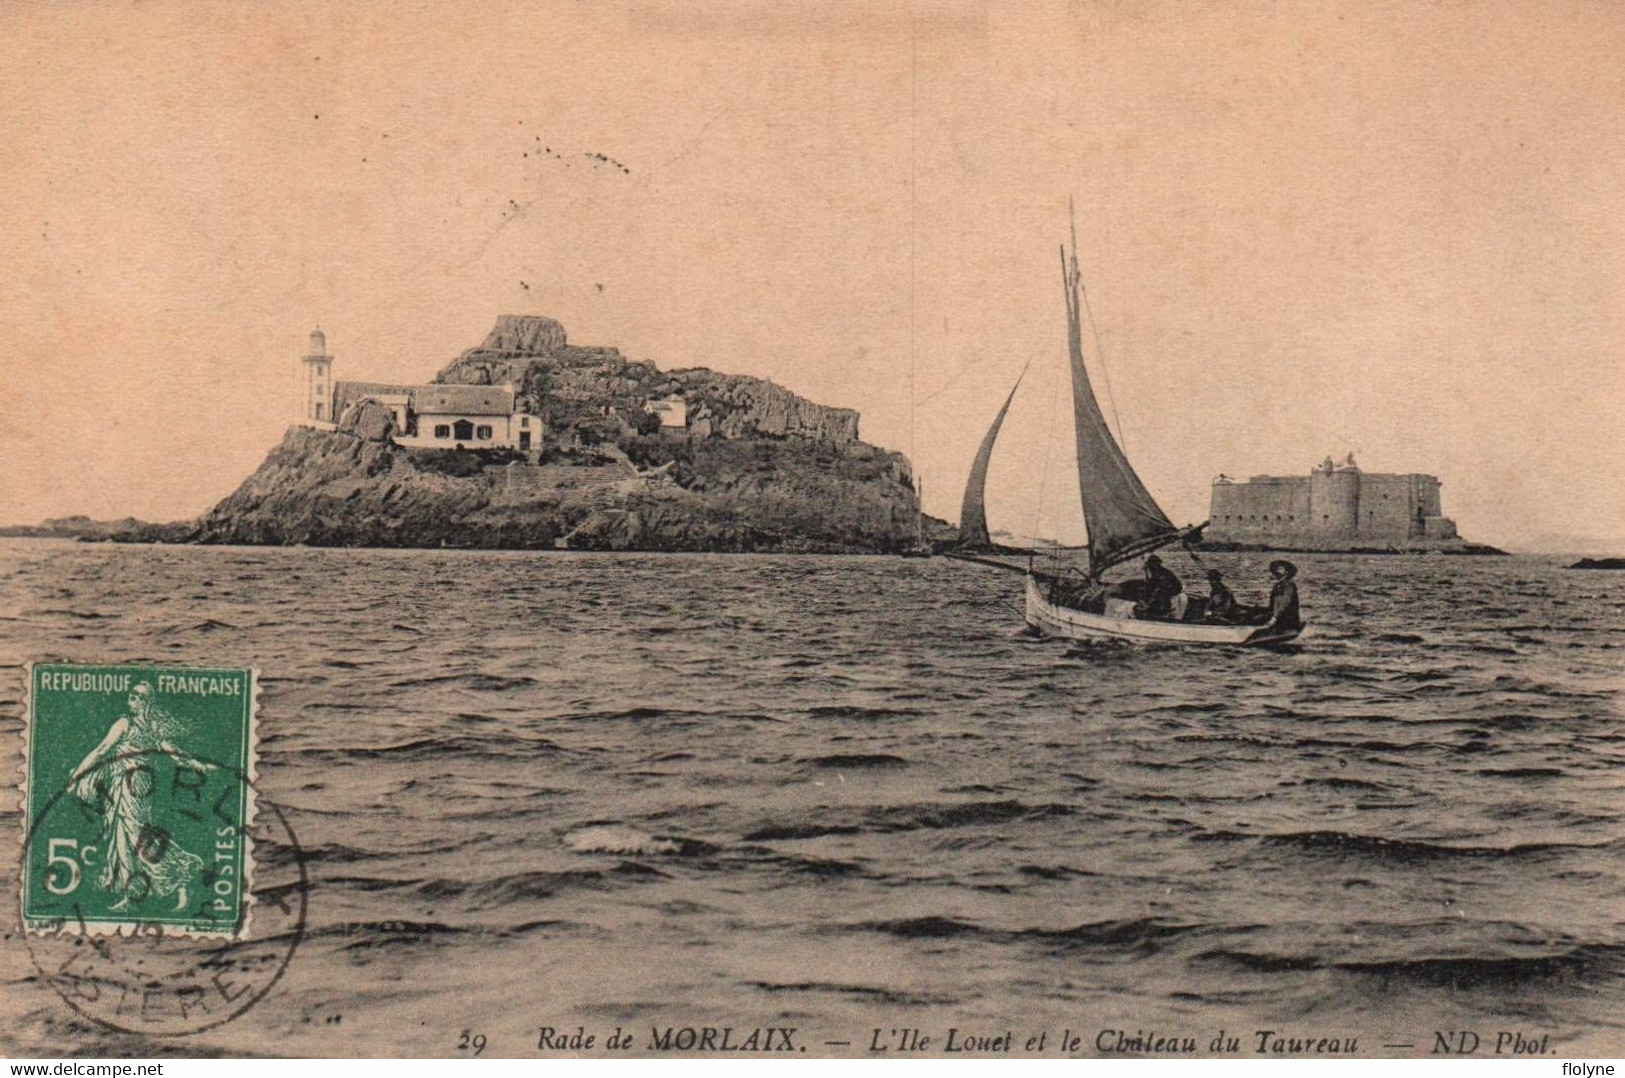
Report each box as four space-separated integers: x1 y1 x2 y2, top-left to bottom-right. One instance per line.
563 823 695 856
1195 829 1608 864
1333 946 1625 988
1 542 1621 1053
745 800 1072 841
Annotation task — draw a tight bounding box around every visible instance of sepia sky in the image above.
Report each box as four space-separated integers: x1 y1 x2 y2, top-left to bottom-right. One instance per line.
2 0 1621 551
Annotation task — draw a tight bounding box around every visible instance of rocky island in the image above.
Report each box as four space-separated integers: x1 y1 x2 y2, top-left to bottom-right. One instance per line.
114 316 927 554
0 516 154 540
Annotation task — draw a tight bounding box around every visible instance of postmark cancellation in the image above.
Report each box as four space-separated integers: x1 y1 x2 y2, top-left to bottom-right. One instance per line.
21 663 259 939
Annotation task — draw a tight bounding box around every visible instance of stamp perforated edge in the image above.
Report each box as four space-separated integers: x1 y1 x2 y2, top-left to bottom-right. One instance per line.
19 661 261 939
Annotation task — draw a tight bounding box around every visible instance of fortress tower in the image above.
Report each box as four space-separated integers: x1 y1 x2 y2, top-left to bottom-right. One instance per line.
1309 452 1360 535
302 328 333 422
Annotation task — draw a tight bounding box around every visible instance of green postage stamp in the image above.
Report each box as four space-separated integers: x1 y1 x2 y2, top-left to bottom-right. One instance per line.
21 663 258 938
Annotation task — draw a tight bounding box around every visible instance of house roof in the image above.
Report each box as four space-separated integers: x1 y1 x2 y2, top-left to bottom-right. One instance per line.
412 385 515 416
332 381 419 418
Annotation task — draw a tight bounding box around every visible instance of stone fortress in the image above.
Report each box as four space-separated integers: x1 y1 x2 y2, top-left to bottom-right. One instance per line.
1204 453 1468 551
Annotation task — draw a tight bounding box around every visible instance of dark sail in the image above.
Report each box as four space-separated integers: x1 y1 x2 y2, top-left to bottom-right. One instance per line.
1060 231 1180 575
957 365 1028 549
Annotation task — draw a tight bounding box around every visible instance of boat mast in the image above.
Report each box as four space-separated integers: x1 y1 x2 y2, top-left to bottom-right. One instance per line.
1059 203 1182 580
1070 201 1130 453
907 0 919 552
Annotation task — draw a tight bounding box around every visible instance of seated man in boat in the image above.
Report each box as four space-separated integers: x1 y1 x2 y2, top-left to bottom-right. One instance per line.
1201 569 1240 623
1140 554 1184 619
1263 560 1302 632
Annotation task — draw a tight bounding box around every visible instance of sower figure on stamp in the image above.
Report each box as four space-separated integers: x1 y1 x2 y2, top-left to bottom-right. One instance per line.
66 682 210 911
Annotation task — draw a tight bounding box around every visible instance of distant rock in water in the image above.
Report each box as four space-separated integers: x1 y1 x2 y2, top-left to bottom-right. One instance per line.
1195 538 1508 557
1568 557 1625 570
153 314 921 554
0 515 153 540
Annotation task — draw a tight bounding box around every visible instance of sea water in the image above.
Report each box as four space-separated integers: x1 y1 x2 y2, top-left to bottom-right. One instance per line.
0 540 1620 1056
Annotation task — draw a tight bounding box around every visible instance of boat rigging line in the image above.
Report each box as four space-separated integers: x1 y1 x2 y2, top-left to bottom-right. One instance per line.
1071 199 1130 454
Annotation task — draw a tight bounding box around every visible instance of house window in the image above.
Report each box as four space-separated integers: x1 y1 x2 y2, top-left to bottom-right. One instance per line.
314 403 324 420
453 419 474 441
476 424 493 440
520 417 529 428
434 424 451 438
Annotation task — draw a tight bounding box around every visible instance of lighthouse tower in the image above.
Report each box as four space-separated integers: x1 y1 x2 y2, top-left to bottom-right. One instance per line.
302 328 333 422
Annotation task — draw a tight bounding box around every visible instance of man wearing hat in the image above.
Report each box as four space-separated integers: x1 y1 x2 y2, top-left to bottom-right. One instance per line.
1265 560 1302 631
1141 553 1184 619
1202 569 1240 623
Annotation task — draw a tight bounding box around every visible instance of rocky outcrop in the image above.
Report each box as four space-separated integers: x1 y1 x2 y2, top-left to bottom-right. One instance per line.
480 313 568 356
190 428 566 548
679 374 859 442
1569 557 1625 570
0 515 152 539
436 314 860 445
337 398 398 442
186 423 918 553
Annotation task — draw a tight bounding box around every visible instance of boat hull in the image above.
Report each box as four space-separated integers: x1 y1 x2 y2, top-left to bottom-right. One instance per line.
1023 576 1301 647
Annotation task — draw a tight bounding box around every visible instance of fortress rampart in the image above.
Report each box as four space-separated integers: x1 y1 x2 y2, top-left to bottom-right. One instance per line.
1205 454 1463 550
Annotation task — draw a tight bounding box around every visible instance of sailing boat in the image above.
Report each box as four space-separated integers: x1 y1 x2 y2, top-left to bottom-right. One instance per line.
950 218 1304 647
955 364 1028 553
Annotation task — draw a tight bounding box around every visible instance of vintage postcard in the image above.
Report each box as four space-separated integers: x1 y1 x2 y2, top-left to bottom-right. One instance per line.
2 0 1622 1066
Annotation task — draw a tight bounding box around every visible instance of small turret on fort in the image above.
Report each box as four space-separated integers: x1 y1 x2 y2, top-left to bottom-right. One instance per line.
1309 452 1362 535
1207 453 1464 551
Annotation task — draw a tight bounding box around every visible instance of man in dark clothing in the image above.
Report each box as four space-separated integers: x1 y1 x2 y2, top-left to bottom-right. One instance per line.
1203 569 1239 623
1265 560 1302 631
1141 554 1184 619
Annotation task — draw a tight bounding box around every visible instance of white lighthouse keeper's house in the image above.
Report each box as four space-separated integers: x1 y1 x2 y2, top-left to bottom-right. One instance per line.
298 327 542 451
